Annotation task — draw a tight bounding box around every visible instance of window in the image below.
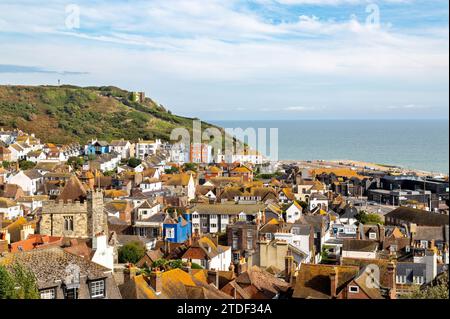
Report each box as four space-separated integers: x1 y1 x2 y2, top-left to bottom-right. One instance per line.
420 240 428 249
90 280 105 298
40 288 56 299
349 286 359 293
247 239 253 250
232 238 239 250
64 288 78 299
211 223 217 228
64 216 74 231
166 228 175 239
369 232 377 240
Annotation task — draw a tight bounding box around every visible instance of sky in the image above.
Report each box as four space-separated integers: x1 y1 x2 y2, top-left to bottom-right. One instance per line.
0 0 448 120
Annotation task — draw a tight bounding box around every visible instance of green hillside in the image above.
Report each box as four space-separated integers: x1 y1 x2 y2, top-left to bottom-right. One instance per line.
0 85 221 145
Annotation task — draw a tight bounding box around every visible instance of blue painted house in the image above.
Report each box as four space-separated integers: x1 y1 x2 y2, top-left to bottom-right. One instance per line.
85 140 110 155
163 213 192 244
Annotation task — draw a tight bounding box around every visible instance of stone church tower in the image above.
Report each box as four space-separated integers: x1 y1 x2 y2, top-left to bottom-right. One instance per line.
39 176 108 239
87 189 108 238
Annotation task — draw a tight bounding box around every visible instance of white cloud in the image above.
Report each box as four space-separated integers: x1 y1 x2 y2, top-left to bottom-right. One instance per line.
0 0 447 119
387 104 431 110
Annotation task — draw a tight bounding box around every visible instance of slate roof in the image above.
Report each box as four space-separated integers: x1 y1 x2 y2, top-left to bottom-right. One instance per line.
57 175 87 202
343 239 379 252
24 169 43 180
191 203 265 215
121 269 231 299
396 262 426 284
385 207 449 226
235 266 290 298
0 197 18 208
293 264 359 299
0 247 109 289
414 226 448 242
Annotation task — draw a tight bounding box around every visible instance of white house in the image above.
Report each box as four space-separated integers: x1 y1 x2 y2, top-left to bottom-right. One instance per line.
90 152 121 172
285 202 303 223
216 149 263 165
139 178 162 193
60 143 82 161
8 143 27 161
169 143 188 164
110 140 132 159
164 173 196 201
135 139 162 160
0 198 23 219
91 234 115 270
182 237 232 271
190 203 265 235
16 195 47 213
341 239 378 259
308 193 329 211
8 170 43 195
135 200 160 220
26 150 47 163
273 224 313 263
0 129 19 145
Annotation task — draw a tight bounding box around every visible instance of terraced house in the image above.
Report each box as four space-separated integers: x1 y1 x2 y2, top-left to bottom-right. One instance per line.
190 203 265 235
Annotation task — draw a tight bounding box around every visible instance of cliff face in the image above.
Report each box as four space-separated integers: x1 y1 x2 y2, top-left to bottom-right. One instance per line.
0 85 219 144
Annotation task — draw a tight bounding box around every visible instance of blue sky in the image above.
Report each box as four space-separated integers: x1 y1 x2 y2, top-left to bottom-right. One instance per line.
0 0 448 120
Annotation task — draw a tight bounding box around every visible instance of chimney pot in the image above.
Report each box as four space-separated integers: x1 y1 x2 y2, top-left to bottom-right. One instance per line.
329 268 338 298
150 270 162 295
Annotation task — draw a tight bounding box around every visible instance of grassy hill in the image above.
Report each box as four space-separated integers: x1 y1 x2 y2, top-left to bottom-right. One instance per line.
0 85 222 145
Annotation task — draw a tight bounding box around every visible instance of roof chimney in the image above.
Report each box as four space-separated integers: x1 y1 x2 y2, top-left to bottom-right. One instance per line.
425 249 437 284
284 250 294 284
329 268 338 298
149 269 162 295
387 262 397 299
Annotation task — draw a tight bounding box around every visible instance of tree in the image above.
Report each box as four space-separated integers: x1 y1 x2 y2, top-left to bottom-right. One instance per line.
152 258 168 270
183 163 197 172
0 263 39 299
151 258 184 271
127 157 142 168
67 156 84 169
191 263 203 270
403 272 448 299
355 211 384 225
118 241 146 264
167 259 184 270
0 265 15 299
165 166 179 174
1 161 10 169
19 160 36 170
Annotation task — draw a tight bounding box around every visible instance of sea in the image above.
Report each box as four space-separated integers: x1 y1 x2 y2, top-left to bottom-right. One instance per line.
211 120 449 174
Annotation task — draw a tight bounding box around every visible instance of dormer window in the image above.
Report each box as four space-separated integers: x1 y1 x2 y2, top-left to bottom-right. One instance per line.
369 232 377 240
40 288 56 299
